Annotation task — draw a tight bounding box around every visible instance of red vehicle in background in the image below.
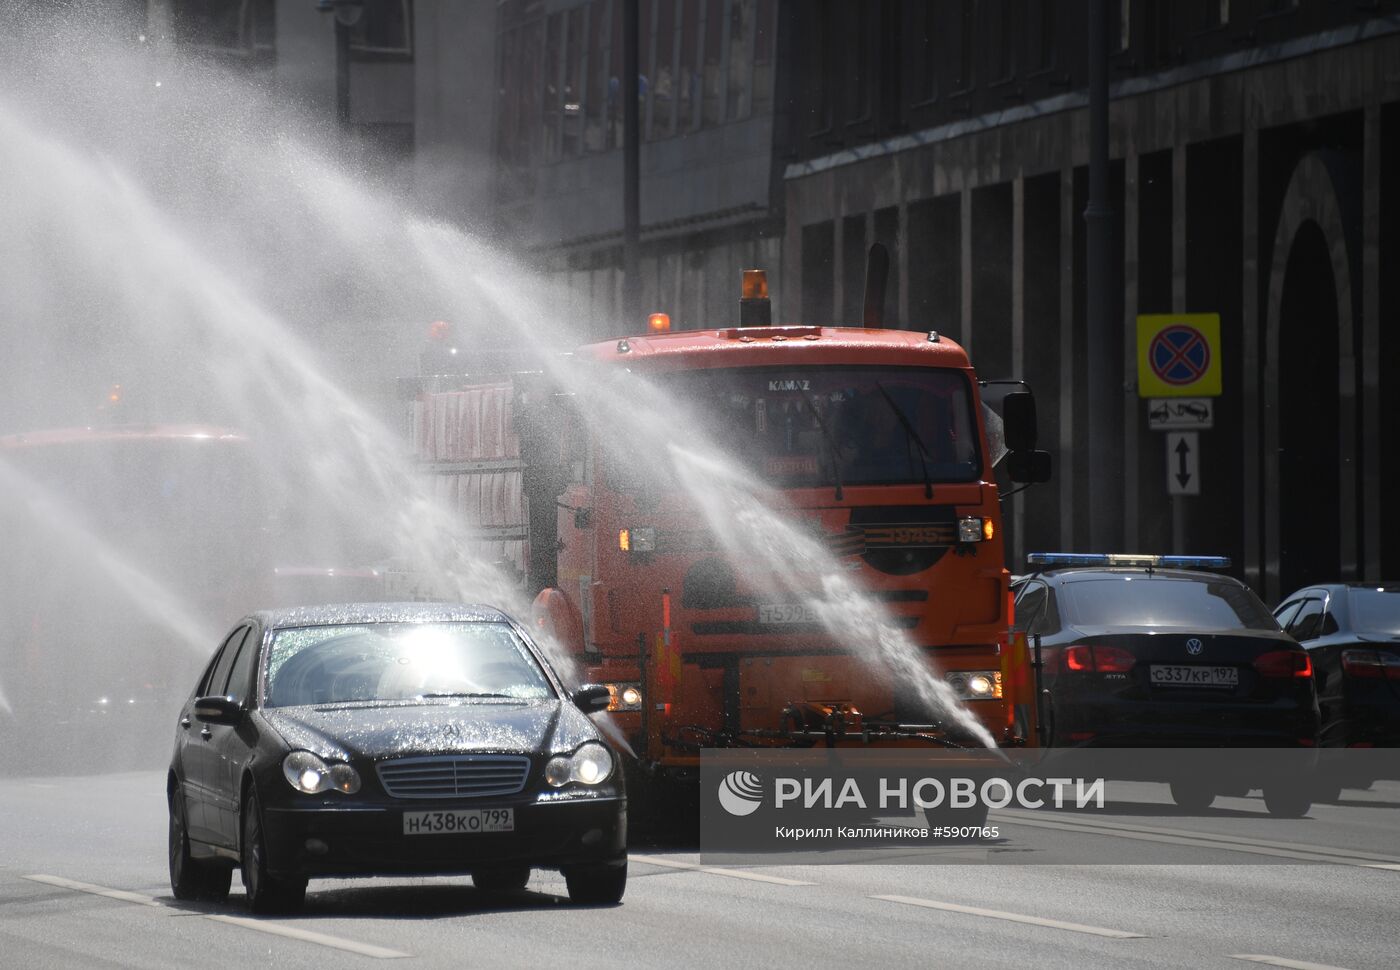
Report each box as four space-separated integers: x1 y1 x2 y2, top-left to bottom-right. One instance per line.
406 253 1052 802
0 424 271 770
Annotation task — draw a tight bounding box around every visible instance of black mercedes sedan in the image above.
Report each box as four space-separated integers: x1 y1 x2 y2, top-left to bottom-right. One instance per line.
167 603 627 913
1013 554 1320 815
1274 583 1400 756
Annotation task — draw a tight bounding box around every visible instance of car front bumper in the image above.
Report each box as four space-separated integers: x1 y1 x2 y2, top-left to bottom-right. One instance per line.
262 795 626 879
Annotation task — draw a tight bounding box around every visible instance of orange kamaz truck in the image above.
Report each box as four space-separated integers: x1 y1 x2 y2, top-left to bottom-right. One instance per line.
406 253 1052 791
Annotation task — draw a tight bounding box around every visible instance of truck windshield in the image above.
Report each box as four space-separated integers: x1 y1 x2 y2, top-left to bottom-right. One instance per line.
614 365 981 490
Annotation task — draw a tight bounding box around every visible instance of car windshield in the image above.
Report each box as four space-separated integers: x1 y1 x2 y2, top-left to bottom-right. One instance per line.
262 622 554 707
1058 577 1280 632
1348 589 1400 635
608 365 980 490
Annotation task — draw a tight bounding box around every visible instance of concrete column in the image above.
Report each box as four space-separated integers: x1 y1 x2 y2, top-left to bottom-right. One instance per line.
1361 105 1382 581
1011 176 1026 565
1058 168 1076 547
1241 124 1262 591
960 189 973 353
1170 144 1187 554
1122 149 1140 550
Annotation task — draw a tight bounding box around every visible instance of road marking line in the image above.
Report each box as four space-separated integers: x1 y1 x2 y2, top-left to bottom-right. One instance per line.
990 812 1400 868
25 874 410 959
871 894 1146 939
994 807 1400 865
1231 954 1358 970
630 854 814 886
24 874 160 907
205 915 410 959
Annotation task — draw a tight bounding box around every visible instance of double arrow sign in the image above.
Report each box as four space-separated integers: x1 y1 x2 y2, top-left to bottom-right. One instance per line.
1166 432 1200 496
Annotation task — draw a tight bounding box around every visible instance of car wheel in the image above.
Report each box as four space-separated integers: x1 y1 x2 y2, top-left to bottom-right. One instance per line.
240 790 307 914
562 860 627 905
169 787 232 902
1169 779 1216 812
1262 784 1311 818
472 867 531 895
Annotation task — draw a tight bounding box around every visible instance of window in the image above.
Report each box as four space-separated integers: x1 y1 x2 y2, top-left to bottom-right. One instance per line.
1272 599 1302 631
171 0 274 58
348 0 413 57
751 0 776 114
986 0 1015 84
542 12 564 161
585 0 613 152
953 0 976 92
562 5 586 154
701 0 726 126
497 17 544 169
264 623 554 707
1286 598 1324 641
727 0 755 121
847 3 872 123
1349 589 1400 635
203 626 250 698
649 0 678 138
804 0 833 133
678 0 702 130
1014 582 1059 635
1024 0 1054 74
914 0 939 103
1059 578 1279 632
225 627 261 704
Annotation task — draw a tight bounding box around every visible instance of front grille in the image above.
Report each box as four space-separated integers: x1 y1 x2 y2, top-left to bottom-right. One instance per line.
376 755 531 799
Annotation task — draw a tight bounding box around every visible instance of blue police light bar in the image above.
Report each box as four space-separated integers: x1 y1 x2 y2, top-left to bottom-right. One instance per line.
1026 553 1232 569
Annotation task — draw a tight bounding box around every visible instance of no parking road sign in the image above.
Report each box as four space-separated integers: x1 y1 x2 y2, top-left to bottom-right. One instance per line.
1137 313 1222 398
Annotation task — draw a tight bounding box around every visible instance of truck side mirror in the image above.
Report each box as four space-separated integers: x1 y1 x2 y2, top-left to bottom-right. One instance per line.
1002 392 1038 452
1006 450 1052 484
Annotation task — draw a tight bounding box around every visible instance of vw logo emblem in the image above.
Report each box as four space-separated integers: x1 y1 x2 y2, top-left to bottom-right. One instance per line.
1186 638 1204 656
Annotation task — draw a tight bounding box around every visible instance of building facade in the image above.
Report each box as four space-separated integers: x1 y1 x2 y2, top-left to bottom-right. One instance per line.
779 1 1400 601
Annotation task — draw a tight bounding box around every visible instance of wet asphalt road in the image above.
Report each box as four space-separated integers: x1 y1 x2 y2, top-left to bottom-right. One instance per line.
1 770 1398 970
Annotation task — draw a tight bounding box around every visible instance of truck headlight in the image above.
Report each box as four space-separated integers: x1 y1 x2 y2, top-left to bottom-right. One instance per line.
605 682 643 711
958 516 993 542
282 750 361 794
946 670 1003 700
544 742 615 787
619 527 657 552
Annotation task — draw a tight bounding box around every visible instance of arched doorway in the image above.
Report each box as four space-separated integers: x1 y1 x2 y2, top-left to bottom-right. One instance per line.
1262 152 1359 603
1276 222 1340 595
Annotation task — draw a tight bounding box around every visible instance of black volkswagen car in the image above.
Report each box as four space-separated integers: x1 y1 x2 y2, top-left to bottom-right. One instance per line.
167 604 627 913
1274 585 1400 802
1013 554 1320 815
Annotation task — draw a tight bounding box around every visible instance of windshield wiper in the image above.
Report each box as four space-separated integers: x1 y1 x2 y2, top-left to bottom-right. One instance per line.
416 692 515 700
799 386 845 501
874 382 934 499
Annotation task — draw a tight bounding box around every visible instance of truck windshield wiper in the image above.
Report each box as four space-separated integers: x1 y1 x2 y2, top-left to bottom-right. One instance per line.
874 382 934 499
800 386 845 501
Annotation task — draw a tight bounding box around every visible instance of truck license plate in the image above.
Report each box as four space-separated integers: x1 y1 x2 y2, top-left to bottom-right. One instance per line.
757 603 819 625
1149 665 1238 688
402 808 514 835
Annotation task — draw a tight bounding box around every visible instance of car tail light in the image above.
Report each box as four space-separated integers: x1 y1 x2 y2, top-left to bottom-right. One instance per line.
1253 649 1313 679
1063 644 1136 673
1341 649 1400 680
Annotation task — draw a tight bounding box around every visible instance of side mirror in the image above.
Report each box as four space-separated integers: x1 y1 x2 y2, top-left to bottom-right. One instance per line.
193 695 242 726
1006 449 1053 484
1002 392 1038 452
572 684 612 714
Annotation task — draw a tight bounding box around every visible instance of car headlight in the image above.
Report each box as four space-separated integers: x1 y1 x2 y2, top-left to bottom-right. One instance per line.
946 669 1003 700
544 742 615 788
604 682 643 712
282 750 361 795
